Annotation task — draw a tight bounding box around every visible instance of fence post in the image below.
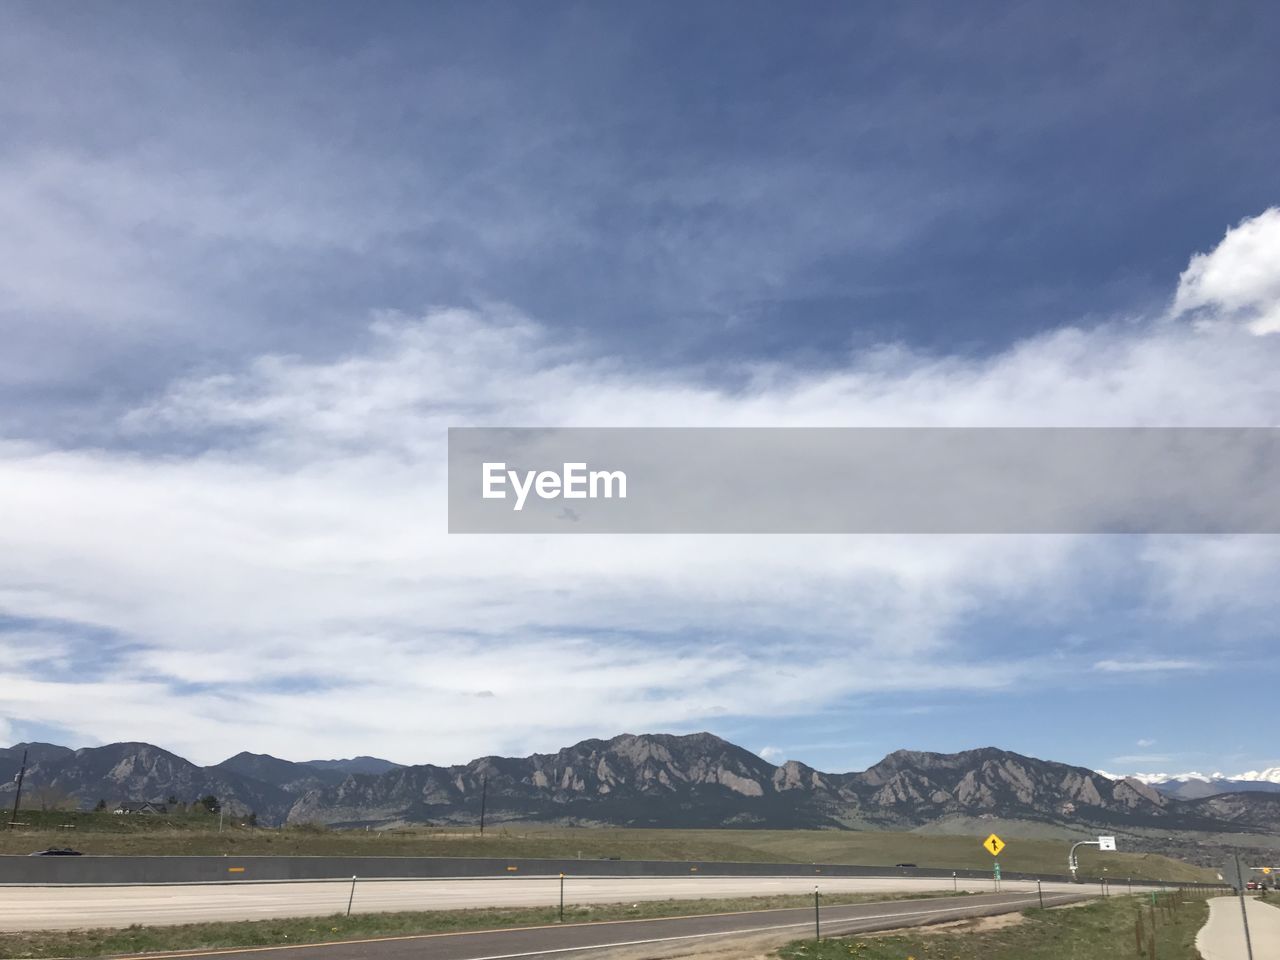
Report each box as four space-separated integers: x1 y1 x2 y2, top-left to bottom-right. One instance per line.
814 886 820 941
347 875 357 917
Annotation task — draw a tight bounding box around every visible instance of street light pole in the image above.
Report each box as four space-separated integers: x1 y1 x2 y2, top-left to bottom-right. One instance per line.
1068 839 1101 882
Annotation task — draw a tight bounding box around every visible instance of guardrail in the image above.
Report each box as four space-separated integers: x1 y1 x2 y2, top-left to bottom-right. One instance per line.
0 854 1222 888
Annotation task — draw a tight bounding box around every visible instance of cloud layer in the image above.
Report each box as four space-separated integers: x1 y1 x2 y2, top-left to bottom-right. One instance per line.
2 210 1278 766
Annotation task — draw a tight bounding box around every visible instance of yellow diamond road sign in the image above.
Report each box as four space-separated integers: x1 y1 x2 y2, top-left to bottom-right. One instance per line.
1265 867 1273 875
984 833 1006 857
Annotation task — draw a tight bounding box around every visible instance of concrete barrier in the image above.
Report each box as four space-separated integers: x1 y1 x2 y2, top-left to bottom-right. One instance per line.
0 854 1220 889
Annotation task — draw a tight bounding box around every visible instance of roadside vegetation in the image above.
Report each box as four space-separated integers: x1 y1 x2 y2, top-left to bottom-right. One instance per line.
0 814 1214 883
0 891 963 959
776 890 1211 960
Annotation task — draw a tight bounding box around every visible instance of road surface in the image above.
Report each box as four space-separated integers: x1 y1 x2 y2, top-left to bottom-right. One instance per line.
97 889 1095 960
0 875 1101 931
1198 895 1280 960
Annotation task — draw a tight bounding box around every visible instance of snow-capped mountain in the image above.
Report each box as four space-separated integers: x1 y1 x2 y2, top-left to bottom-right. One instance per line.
1097 771 1209 785
1099 768 1280 785
1097 767 1280 800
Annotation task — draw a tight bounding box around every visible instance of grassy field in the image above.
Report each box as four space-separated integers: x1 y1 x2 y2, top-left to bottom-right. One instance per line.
776 890 1211 960
0 813 1214 882
0 890 967 958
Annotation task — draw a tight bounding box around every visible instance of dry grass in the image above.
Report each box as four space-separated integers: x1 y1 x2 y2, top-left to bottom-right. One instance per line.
0 815 1215 883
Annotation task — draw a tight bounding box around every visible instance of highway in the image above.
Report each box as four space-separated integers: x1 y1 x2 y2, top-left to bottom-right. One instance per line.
89 890 1097 960
1 875 1113 931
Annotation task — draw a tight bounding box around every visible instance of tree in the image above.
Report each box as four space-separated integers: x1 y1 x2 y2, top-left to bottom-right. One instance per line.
93 799 107 812
247 811 258 827
200 794 220 813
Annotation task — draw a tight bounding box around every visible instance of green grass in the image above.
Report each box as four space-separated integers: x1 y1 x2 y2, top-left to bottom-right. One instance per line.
0 817 1215 883
0 891 965 959
776 891 1211 960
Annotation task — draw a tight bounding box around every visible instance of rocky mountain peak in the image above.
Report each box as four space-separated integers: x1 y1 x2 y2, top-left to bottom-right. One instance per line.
0 734 1246 835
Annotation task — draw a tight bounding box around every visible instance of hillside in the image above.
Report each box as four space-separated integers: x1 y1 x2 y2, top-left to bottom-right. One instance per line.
5 732 1275 843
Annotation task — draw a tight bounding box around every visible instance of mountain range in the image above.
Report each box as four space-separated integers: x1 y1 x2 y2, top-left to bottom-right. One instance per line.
1098 768 1280 801
4 734 1279 839
0 742 404 824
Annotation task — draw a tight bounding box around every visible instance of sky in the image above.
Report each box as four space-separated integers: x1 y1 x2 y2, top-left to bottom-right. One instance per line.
1 1 1279 777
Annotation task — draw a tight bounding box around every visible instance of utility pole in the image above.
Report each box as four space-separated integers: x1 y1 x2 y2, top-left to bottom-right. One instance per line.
479 775 487 836
9 749 27 829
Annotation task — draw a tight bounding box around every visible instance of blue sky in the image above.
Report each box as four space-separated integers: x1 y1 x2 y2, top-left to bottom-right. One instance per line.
1 2 1279 776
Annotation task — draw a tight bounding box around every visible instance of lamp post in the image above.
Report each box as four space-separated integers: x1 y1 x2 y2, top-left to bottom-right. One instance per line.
1068 837 1114 881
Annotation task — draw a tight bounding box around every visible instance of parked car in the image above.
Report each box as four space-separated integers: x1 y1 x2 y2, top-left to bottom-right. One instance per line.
1247 880 1260 890
28 847 82 856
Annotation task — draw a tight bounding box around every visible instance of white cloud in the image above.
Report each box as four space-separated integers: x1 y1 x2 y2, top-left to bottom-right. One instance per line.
758 746 785 762
1 214 1279 764
1092 659 1204 674
1136 738 1156 748
1172 207 1280 336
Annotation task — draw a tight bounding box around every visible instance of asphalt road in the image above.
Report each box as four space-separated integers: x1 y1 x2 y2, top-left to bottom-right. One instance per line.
0 875 1101 931
1198 895 1280 960
106 890 1095 960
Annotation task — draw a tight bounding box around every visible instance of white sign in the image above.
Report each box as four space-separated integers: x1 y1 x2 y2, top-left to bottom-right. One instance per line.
1098 836 1117 851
